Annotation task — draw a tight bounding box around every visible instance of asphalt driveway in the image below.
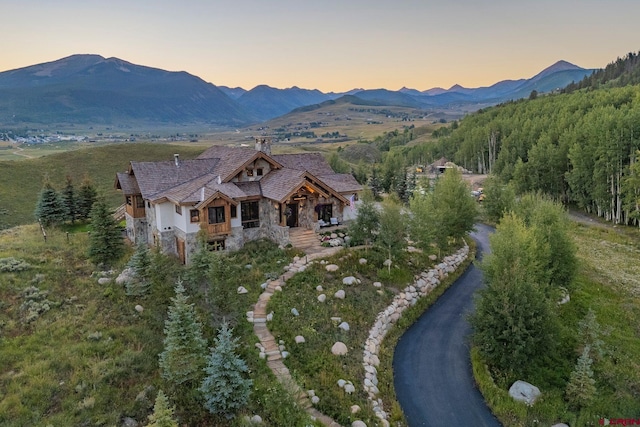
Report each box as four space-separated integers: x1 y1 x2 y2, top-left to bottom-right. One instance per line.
393 224 501 427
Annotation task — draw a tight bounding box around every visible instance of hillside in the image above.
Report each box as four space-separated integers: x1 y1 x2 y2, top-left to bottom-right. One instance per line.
0 144 206 229
0 55 253 126
565 50 640 92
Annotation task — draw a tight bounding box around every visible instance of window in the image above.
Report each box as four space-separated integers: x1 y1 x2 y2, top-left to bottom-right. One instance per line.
230 205 237 218
175 204 182 215
207 239 225 251
256 168 264 176
190 209 200 223
246 169 254 177
208 206 225 224
241 201 260 228
126 196 132 206
136 197 145 208
317 203 333 223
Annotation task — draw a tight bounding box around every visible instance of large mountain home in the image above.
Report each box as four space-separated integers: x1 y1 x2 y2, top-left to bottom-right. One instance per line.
115 139 362 264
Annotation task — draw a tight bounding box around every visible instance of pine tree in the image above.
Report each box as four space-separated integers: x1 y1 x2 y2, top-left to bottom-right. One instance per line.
565 346 597 409
199 322 252 419
77 174 98 221
146 390 178 427
395 169 408 204
87 198 124 267
578 309 606 361
126 242 152 296
34 180 65 226
368 167 382 200
61 175 77 223
159 281 207 387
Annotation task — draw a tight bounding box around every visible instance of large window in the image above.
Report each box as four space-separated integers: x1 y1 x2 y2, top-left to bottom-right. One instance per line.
241 201 260 229
190 209 200 223
208 206 225 224
207 239 225 251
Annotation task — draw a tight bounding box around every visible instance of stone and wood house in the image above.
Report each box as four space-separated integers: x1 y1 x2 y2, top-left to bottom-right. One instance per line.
115 139 362 264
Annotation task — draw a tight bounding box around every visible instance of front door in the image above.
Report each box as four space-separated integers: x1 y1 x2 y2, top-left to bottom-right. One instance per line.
286 202 298 227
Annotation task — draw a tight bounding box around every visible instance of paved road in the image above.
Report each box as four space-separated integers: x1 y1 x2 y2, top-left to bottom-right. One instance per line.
393 224 501 427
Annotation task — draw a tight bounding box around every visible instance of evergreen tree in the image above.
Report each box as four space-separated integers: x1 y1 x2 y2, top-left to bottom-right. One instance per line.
126 242 152 296
159 281 207 387
199 322 252 419
87 198 124 267
146 390 178 427
61 175 77 223
77 174 98 220
395 169 409 204
368 167 382 200
34 180 65 226
578 309 606 361
565 346 597 409
406 170 417 200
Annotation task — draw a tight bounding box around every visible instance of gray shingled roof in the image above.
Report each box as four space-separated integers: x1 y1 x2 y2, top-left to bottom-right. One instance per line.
131 158 219 199
272 153 335 175
118 147 361 206
317 174 362 193
116 172 140 195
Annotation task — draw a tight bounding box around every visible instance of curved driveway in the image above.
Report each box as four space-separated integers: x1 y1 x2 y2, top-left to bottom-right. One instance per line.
393 224 501 427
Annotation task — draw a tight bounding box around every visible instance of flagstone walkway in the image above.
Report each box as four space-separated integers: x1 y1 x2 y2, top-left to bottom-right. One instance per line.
251 245 344 427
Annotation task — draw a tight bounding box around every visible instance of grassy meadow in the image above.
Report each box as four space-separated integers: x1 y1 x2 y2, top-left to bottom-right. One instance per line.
0 143 206 230
0 225 322 426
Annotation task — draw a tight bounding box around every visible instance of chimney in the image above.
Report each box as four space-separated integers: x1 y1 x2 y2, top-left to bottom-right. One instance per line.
174 153 179 167
254 137 271 155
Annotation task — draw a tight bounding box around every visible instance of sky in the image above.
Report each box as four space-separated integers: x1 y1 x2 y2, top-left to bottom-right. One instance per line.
2 0 640 92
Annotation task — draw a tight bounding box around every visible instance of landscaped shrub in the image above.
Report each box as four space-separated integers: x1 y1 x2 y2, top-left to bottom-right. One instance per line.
0 257 31 272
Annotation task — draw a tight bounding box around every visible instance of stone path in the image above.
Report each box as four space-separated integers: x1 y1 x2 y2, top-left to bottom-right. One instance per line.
251 245 344 427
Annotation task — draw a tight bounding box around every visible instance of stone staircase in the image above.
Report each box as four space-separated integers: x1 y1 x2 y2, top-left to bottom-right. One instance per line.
288 227 323 254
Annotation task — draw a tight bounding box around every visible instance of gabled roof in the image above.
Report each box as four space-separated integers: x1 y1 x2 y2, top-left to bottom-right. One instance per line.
116 146 361 207
271 153 335 175
115 172 140 195
130 158 219 200
197 145 282 182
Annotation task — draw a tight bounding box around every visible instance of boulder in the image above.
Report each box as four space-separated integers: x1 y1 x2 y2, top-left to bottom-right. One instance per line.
509 380 541 406
428 254 438 261
344 383 355 394
334 290 346 299
337 379 346 388
338 322 350 331
311 395 320 404
97 277 111 285
295 335 305 344
352 422 367 427
350 405 361 414
316 285 323 291
359 258 367 265
343 276 358 285
373 281 382 288
115 267 135 285
551 424 569 427
250 414 263 424
134 305 144 313
331 342 348 355
122 418 138 427
291 308 299 316
383 259 392 267
237 286 248 294
325 264 339 272
329 238 342 247
317 294 327 302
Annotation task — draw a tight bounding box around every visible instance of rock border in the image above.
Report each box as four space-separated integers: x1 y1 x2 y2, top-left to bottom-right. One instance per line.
362 244 470 423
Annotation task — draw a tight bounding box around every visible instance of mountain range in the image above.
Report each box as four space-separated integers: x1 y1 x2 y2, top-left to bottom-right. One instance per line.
0 55 595 126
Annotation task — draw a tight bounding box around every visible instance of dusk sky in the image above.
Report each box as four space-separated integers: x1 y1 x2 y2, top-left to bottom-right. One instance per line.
2 0 639 92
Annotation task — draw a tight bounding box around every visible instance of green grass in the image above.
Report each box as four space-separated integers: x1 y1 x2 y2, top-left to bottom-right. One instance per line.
471 222 640 427
268 241 475 425
0 143 205 230
0 226 318 426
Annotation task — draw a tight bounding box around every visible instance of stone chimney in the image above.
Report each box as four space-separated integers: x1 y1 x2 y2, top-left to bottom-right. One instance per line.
254 137 272 155
174 153 179 167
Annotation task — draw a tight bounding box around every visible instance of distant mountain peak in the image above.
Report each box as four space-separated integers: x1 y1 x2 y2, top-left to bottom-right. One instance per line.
529 60 584 83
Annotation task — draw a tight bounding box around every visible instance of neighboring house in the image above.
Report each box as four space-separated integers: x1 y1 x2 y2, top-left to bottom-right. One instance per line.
115 138 362 264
